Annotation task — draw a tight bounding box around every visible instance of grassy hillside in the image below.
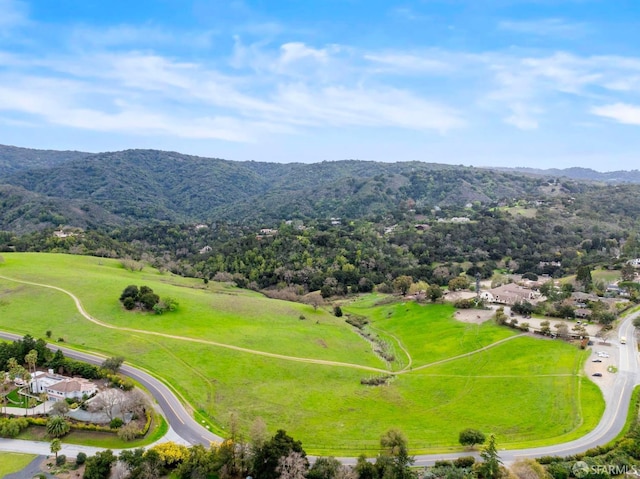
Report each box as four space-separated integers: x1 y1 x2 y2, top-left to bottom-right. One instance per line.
0 253 604 454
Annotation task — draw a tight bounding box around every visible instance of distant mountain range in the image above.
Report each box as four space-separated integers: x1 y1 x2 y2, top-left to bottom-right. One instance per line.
1 143 639 233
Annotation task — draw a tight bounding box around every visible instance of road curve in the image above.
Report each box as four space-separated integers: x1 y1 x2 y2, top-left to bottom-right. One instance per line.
0 330 221 447
0 272 638 464
411 311 640 465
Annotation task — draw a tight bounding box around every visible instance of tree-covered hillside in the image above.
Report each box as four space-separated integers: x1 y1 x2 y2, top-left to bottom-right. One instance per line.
0 146 583 232
0 144 90 174
1 144 640 295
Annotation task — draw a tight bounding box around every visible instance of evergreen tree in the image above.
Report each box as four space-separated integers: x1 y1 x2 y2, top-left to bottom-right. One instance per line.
478 434 502 479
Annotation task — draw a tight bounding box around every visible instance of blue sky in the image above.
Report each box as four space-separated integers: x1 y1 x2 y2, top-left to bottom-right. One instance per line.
1 0 639 170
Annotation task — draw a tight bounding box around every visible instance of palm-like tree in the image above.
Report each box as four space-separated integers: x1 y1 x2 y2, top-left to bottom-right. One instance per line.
46 415 70 438
25 350 38 393
50 438 62 460
7 358 31 416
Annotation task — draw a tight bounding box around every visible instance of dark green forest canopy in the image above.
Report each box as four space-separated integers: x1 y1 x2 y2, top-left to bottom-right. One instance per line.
1 145 640 292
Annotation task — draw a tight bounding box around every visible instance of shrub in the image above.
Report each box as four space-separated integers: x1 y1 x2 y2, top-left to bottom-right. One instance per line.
360 375 392 386
56 454 66 466
0 417 29 437
546 462 570 479
76 452 87 465
454 456 475 468
109 417 124 429
139 408 152 436
375 282 394 294
118 422 142 441
454 298 474 309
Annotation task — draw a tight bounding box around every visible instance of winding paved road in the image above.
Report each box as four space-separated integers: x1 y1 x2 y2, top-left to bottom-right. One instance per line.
0 269 639 465
0 330 221 447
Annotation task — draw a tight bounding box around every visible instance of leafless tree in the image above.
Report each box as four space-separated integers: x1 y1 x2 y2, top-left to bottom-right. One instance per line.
510 459 548 479
249 417 268 449
110 461 132 479
122 389 149 418
276 451 308 479
90 388 127 420
50 400 70 417
302 292 324 311
335 466 357 479
554 322 570 340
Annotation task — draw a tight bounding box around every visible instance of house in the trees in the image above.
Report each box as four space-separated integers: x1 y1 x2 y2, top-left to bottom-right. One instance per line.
481 284 542 305
29 371 97 402
46 378 97 402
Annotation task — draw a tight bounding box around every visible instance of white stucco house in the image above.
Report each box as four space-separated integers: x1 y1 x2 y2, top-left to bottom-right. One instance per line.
29 370 97 402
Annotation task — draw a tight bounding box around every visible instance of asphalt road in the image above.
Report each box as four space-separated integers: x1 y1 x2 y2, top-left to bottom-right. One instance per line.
1 311 639 464
0 331 221 447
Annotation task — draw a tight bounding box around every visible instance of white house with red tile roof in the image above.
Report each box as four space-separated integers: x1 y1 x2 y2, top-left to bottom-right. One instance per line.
29 371 97 402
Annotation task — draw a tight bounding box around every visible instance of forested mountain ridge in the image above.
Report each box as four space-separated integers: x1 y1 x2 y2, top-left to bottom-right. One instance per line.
2 145 640 295
0 144 91 175
1 145 575 232
492 166 640 184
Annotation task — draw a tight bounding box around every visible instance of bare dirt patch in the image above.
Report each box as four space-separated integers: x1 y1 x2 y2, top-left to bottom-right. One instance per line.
453 308 495 324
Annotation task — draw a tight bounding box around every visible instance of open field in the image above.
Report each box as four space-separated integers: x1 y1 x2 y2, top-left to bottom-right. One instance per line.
0 452 37 477
0 253 605 454
346 296 516 368
561 269 621 285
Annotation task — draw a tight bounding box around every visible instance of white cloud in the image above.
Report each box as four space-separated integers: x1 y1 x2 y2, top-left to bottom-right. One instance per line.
364 52 452 74
279 42 331 64
69 24 216 49
4 16 640 146
0 78 253 142
474 51 640 129
498 18 587 37
273 84 464 132
591 103 640 126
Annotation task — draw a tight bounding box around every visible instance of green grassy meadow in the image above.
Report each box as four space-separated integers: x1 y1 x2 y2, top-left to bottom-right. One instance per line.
0 452 37 477
0 253 605 454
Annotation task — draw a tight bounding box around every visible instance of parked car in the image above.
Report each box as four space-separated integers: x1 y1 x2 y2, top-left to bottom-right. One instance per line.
592 373 603 377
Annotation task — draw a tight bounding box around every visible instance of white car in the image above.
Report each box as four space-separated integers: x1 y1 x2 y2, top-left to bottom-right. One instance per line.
597 352 609 358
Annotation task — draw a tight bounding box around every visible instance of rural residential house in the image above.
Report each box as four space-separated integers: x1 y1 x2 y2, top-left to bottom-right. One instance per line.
29 370 97 402
480 284 542 305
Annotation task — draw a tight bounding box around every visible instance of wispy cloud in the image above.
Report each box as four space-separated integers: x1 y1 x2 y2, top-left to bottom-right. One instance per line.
69 24 217 50
2 0 640 160
364 51 453 74
591 103 640 126
498 18 588 37
0 38 465 143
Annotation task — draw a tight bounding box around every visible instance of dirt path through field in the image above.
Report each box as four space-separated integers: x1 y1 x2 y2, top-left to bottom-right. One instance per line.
0 274 533 376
